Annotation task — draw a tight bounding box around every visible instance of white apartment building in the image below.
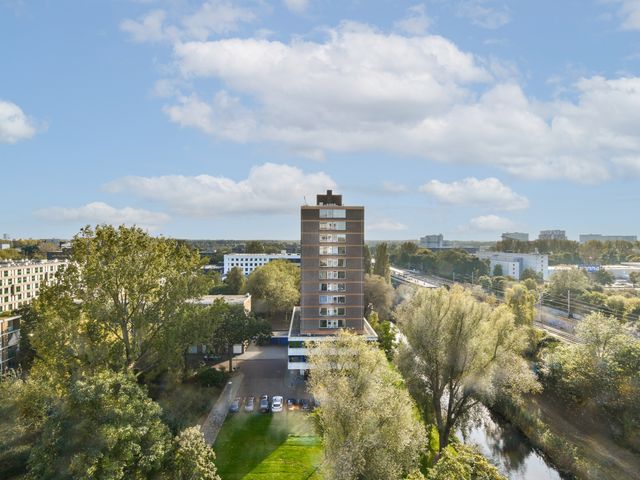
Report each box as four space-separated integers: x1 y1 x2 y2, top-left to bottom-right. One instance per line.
476 251 549 281
0 259 68 314
223 251 300 276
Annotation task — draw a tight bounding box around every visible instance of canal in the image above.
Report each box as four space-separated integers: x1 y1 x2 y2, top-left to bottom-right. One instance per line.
462 406 568 480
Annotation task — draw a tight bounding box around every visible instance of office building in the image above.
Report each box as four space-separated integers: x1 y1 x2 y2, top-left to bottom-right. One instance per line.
0 259 68 314
579 234 637 244
288 190 377 373
476 251 549 280
502 232 529 242
223 251 300 276
420 234 444 249
538 230 567 241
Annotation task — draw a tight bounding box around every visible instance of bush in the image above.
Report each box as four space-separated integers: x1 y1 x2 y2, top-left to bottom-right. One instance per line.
191 367 229 388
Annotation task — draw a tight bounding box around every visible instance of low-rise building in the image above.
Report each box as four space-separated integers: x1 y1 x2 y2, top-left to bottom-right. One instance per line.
538 230 567 241
501 232 529 242
579 234 637 244
0 259 68 315
476 251 549 280
223 251 301 276
419 234 444 249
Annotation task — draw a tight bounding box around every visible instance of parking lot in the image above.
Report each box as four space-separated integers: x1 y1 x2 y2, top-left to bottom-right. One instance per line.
232 344 308 407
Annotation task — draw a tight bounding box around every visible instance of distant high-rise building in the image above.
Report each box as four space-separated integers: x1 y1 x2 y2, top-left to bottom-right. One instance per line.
538 230 567 241
579 234 637 244
502 232 529 242
419 234 444 249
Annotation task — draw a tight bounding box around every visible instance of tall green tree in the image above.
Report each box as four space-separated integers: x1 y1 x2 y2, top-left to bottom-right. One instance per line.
548 268 591 299
364 273 395 319
27 370 171 480
246 260 300 317
225 266 246 294
397 287 540 451
164 427 221 480
33 225 210 380
367 311 397 361
207 303 271 371
309 331 426 480
505 284 536 327
425 444 506 480
373 242 391 282
363 244 372 274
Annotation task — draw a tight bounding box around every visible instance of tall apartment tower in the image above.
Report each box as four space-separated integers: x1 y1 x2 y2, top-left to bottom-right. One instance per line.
300 190 365 333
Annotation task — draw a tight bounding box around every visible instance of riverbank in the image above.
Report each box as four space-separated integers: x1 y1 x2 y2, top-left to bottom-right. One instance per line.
494 392 640 480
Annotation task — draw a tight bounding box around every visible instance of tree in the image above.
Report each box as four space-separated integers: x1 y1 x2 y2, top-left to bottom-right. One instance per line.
245 240 265 253
308 331 426 480
364 273 394 319
368 311 397 360
32 225 210 379
245 260 300 317
548 268 591 298
478 276 492 292
397 286 540 451
208 303 271 371
27 370 171 480
399 242 419 267
225 266 246 294
363 245 372 274
374 242 391 282
521 268 542 283
593 269 615 285
629 271 640 287
605 295 627 320
164 427 221 480
492 264 503 277
425 444 506 480
505 284 536 327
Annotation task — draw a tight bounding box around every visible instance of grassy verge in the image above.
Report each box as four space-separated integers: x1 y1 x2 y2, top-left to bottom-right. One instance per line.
214 412 323 480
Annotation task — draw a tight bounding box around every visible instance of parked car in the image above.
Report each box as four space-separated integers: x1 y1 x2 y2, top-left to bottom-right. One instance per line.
229 397 242 413
245 396 255 413
287 398 299 411
300 398 310 411
271 395 284 413
259 394 270 413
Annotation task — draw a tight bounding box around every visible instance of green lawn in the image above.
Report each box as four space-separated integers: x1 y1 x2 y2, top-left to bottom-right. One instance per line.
213 412 324 480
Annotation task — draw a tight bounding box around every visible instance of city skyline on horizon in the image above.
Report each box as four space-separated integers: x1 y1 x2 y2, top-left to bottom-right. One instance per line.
3 1 640 240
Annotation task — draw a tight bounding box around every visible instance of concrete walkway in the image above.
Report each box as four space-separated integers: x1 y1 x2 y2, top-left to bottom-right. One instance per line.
200 371 244 445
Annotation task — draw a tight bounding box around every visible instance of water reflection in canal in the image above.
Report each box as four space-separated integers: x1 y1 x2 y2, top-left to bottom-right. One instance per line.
462 406 568 480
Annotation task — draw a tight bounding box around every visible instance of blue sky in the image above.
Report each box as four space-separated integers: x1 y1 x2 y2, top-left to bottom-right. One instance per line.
2 0 640 241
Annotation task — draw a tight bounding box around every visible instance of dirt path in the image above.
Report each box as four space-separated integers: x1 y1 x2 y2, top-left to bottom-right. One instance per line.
531 393 640 480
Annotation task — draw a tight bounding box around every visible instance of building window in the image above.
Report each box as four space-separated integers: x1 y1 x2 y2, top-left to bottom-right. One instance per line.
319 307 345 316
320 319 344 328
319 209 346 218
319 271 346 280
319 295 346 304
320 258 346 268
320 283 346 292
319 221 346 231
319 233 346 243
288 340 305 348
319 246 346 255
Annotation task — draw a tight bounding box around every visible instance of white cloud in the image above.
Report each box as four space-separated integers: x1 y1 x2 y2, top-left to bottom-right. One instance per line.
419 177 529 210
367 219 409 231
165 24 640 182
0 100 37 144
283 0 309 14
394 4 431 35
36 202 170 230
120 2 254 43
614 0 640 30
456 0 511 29
120 10 172 43
468 214 514 231
382 181 408 193
104 163 336 217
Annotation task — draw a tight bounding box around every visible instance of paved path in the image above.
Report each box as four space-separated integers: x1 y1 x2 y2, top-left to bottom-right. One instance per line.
201 371 244 445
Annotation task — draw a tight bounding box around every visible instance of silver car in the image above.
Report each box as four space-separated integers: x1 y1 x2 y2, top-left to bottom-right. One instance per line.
244 396 255 412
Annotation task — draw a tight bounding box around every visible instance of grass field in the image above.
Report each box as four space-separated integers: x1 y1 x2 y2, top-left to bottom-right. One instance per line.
213 411 324 480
